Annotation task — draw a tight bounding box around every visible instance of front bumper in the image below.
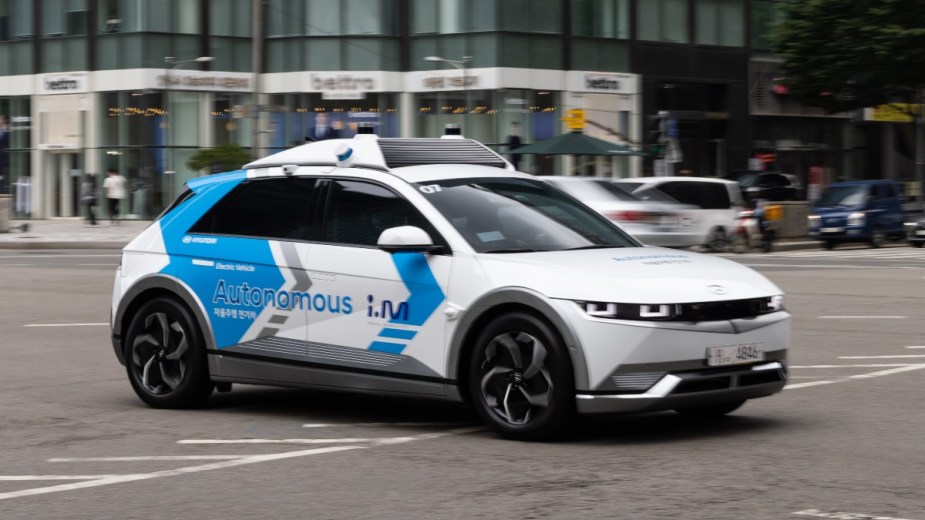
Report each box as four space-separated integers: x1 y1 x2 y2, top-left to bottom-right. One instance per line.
575 361 786 413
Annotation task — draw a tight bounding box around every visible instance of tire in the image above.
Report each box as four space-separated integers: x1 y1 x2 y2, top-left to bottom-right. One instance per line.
730 230 749 254
124 297 213 409
467 312 574 441
706 227 728 253
869 227 885 248
912 241 924 248
824 240 835 250
675 400 745 419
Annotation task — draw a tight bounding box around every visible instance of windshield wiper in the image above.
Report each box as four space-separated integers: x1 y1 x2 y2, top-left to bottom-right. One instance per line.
482 247 541 254
563 244 621 251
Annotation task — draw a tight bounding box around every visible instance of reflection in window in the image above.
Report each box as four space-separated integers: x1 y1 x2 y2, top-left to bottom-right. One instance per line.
572 0 628 39
696 0 744 47
637 0 688 43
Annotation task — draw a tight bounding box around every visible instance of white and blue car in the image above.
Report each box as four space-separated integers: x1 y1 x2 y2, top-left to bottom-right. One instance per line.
111 134 789 440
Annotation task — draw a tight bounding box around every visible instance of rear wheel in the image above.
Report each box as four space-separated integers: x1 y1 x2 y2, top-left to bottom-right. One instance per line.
824 240 835 250
124 297 213 408
468 312 574 441
869 227 885 248
706 227 728 253
675 400 745 419
912 241 924 248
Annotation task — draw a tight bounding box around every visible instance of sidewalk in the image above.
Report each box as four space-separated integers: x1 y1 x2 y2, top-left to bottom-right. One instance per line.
0 218 822 252
0 219 152 249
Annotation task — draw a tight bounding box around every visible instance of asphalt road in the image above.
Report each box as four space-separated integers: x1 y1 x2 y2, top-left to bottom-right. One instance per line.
1 247 924 520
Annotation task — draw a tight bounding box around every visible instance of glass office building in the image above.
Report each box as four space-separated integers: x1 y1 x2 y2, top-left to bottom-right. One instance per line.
0 0 862 219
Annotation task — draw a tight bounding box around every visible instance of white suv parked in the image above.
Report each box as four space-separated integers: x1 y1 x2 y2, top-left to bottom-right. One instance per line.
110 136 788 440
612 177 745 251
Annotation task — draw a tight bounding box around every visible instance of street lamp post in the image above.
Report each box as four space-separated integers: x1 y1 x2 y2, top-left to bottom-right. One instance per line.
424 55 472 135
162 55 212 202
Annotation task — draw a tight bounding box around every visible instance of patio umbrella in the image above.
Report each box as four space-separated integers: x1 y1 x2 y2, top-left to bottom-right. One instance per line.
507 131 646 156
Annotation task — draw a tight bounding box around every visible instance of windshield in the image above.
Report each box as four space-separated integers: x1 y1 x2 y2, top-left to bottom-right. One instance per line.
414 177 639 253
611 182 681 203
818 185 867 207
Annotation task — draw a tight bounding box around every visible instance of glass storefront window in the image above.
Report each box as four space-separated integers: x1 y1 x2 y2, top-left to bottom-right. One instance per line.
42 0 88 36
212 93 253 150
10 0 33 39
307 0 395 36
572 0 628 39
751 0 783 50
266 0 303 37
696 0 744 47
638 0 688 43
0 97 31 203
211 0 250 37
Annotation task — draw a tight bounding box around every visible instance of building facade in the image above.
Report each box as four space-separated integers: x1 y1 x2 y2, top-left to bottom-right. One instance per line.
0 0 881 220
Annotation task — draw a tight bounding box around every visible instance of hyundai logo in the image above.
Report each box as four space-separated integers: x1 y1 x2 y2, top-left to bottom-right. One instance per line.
706 285 727 295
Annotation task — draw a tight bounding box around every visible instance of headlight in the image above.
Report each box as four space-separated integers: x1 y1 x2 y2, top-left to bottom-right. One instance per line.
807 215 821 224
847 211 866 226
579 295 784 322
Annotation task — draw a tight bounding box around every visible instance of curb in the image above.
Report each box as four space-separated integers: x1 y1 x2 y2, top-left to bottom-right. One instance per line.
0 240 129 250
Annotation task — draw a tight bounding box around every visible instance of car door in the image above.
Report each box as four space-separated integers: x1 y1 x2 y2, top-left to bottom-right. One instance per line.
180 176 320 385
303 178 453 395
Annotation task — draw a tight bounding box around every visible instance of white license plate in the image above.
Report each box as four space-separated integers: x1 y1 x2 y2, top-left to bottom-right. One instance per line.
821 227 844 233
707 343 765 367
916 230 925 236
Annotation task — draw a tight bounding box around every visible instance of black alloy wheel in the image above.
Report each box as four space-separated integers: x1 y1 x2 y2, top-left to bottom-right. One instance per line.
468 312 574 441
125 297 213 408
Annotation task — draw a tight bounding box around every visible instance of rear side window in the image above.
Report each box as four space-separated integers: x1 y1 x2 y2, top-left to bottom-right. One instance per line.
322 180 443 248
189 178 319 240
656 181 731 210
878 183 896 199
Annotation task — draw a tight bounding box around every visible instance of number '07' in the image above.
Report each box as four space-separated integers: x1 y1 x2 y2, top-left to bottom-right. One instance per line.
419 184 442 194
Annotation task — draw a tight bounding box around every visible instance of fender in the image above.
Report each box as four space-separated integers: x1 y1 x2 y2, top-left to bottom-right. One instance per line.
111 273 217 365
445 287 590 400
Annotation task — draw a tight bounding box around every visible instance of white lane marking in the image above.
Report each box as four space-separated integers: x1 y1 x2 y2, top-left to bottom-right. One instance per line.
793 508 916 519
741 263 924 269
49 456 244 462
0 446 360 501
785 365 925 390
0 263 33 266
0 426 483 502
302 422 471 428
818 316 907 319
905 346 925 349
790 364 925 369
840 354 925 359
77 263 117 266
24 323 109 327
178 438 377 445
0 475 135 481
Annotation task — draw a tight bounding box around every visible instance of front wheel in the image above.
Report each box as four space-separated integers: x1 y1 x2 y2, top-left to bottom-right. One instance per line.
468 312 574 441
912 241 924 248
706 227 728 253
869 227 885 248
124 297 213 408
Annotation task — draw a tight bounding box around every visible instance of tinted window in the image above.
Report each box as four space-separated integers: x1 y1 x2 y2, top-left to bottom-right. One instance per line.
416 177 637 253
818 185 867 207
322 180 440 247
190 178 319 240
878 183 896 199
656 181 730 210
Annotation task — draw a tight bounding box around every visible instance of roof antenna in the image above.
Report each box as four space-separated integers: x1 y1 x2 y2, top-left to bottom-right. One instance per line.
442 123 463 139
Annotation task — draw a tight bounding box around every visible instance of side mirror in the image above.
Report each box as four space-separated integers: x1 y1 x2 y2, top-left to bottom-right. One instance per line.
377 226 444 254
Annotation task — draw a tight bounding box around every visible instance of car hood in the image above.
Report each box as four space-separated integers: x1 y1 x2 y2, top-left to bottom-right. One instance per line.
474 247 782 303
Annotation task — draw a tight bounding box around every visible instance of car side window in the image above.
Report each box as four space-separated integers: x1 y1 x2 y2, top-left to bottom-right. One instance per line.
322 180 444 248
189 178 320 240
657 182 703 207
879 183 896 199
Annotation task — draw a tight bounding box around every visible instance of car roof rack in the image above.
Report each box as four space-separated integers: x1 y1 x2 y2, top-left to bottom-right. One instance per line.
245 134 512 172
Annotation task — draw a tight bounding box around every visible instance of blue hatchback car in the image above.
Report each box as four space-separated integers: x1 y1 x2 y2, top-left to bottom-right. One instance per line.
808 180 906 249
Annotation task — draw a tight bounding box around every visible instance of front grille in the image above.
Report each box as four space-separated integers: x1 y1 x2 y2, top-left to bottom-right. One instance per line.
674 298 776 321
671 365 784 395
610 372 665 391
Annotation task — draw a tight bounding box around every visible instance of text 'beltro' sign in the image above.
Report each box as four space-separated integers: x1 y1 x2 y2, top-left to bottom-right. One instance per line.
38 72 89 95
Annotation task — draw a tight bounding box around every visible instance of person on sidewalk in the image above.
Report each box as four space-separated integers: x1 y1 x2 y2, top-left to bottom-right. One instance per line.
80 174 98 226
103 168 127 224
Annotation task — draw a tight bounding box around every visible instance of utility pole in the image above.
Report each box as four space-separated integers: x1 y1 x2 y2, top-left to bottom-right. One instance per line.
251 0 264 160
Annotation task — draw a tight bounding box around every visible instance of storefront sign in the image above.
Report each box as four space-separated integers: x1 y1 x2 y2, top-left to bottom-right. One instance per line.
567 72 638 95
864 103 918 123
156 72 251 92
38 73 89 94
422 75 478 90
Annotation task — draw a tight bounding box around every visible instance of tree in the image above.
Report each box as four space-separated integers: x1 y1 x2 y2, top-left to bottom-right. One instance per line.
186 143 251 174
771 0 925 202
771 0 925 112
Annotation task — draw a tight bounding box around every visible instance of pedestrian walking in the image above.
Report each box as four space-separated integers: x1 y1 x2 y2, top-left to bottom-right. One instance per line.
103 167 127 224
81 174 98 226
